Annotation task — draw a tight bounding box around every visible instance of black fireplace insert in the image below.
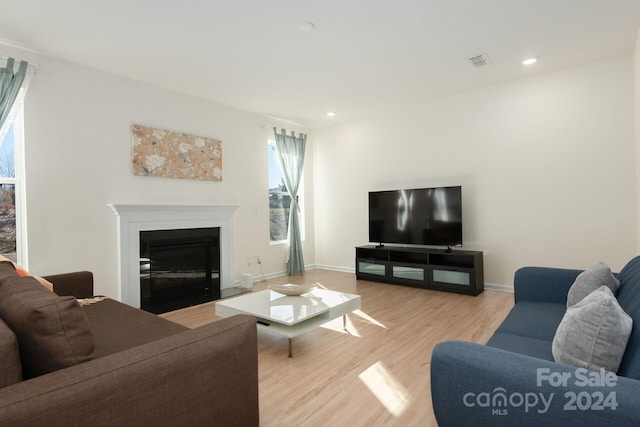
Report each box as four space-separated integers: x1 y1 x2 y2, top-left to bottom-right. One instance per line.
139 227 220 314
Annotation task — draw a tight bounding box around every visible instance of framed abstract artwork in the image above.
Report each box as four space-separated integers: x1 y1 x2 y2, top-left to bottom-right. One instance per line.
131 124 222 181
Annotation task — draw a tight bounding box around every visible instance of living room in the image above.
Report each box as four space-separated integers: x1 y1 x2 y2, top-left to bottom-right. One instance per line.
1 2 640 426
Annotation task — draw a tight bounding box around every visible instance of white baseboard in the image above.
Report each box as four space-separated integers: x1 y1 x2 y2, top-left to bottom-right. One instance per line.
231 270 286 286
233 264 319 286
313 264 356 274
484 282 514 293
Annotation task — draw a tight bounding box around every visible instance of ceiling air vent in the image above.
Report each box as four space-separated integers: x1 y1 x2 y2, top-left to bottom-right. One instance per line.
469 53 490 68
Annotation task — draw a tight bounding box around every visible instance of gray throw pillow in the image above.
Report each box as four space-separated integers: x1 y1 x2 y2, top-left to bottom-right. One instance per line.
552 286 632 373
566 262 619 307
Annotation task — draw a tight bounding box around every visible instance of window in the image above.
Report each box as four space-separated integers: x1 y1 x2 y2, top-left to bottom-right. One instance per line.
0 59 32 266
0 113 23 263
268 141 304 243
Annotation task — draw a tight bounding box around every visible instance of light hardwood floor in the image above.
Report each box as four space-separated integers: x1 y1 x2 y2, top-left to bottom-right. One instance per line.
161 269 514 427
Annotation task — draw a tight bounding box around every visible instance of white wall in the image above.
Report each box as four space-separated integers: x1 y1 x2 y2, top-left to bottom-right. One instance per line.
314 56 636 287
2 45 636 294
1 45 315 298
635 29 640 250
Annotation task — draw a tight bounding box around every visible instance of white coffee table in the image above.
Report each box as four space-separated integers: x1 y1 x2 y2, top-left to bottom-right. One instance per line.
215 287 361 357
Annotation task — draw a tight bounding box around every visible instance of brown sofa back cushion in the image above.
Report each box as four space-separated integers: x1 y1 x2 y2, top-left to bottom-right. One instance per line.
0 257 54 291
0 261 19 281
0 317 22 387
0 275 95 379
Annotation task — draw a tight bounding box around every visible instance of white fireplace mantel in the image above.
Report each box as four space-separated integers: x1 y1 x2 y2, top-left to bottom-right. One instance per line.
108 202 238 307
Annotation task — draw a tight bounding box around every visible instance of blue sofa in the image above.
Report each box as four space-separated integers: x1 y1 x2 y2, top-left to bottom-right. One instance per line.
431 256 640 426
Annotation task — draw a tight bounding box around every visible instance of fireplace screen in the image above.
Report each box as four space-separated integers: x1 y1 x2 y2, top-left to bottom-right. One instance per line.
140 227 220 314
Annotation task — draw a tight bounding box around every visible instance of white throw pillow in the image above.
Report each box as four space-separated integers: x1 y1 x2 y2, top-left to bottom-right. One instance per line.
553 286 632 373
566 262 619 307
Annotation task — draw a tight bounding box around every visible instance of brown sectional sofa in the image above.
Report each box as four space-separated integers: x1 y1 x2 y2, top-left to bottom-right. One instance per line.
0 263 259 426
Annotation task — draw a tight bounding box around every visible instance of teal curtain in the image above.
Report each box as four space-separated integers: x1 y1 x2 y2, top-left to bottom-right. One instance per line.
273 127 307 275
0 58 28 131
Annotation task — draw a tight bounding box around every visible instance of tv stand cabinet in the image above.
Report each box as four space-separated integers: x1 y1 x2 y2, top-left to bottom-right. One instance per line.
355 245 483 296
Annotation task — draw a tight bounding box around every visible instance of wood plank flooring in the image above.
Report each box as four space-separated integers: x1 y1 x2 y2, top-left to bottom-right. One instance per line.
161 269 514 427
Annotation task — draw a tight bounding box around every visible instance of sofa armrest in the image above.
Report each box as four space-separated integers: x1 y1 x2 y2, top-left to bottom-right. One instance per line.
0 314 258 427
431 341 640 426
514 266 583 305
42 271 94 298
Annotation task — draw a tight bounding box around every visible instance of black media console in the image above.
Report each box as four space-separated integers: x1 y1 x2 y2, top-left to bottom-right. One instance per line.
355 245 483 296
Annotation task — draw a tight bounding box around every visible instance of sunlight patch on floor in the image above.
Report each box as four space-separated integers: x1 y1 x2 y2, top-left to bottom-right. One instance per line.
320 309 387 337
353 309 388 329
321 315 361 337
359 361 410 416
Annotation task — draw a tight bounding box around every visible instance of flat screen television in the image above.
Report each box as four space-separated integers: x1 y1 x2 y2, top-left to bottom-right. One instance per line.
368 186 462 248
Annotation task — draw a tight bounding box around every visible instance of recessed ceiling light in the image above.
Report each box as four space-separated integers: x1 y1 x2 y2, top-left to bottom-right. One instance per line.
299 22 316 32
326 111 336 117
522 57 537 66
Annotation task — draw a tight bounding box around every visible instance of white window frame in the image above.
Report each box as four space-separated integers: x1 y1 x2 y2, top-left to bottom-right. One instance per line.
0 108 27 266
267 139 305 245
0 58 32 268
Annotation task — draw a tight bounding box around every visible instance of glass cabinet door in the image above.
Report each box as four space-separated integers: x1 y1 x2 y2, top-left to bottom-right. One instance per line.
358 261 386 276
392 265 425 282
431 268 472 286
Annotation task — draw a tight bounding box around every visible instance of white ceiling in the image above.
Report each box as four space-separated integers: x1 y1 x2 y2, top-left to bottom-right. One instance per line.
1 1 639 127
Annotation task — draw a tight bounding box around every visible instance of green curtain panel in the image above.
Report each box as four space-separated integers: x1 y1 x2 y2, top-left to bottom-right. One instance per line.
273 127 307 275
0 58 28 131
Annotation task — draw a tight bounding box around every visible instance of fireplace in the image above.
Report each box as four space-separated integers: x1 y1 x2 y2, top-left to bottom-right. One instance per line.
140 227 220 314
108 203 238 308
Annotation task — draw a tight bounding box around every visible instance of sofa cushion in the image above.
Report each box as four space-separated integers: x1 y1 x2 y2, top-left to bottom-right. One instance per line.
0 261 19 281
552 286 632 373
81 298 188 358
490 301 566 342
0 275 95 378
486 332 554 361
0 317 22 387
0 256 53 291
566 262 619 307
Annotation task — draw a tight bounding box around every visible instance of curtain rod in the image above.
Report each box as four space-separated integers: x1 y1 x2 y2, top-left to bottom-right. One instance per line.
0 55 40 70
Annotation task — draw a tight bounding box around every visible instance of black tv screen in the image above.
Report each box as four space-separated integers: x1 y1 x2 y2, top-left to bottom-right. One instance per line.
368 186 462 247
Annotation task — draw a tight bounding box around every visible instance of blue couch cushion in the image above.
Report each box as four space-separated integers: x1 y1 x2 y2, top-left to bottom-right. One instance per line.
615 256 640 379
487 302 565 361
487 332 554 360
491 301 566 341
